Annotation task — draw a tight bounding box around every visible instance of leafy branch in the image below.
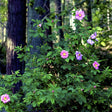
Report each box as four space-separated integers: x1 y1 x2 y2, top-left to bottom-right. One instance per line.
42 0 86 21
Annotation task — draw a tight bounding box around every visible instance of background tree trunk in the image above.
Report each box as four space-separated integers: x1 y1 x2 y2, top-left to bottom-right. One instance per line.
70 1 76 30
55 0 64 40
86 0 92 27
27 0 51 54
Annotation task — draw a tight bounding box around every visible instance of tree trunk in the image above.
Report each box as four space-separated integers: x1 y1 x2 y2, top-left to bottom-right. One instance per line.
62 0 65 24
55 0 64 40
7 0 26 74
70 1 76 30
106 0 110 31
27 0 51 54
6 0 26 92
87 0 92 27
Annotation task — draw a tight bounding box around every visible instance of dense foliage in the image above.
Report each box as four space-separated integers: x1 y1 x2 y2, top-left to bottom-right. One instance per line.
0 8 112 112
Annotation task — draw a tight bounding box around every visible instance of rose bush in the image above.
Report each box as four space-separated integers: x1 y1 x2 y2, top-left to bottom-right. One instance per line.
0 9 112 112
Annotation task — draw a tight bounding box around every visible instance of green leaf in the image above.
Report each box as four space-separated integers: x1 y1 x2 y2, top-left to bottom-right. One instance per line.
15 70 20 74
34 33 39 37
47 51 52 57
50 98 55 104
90 90 93 95
40 33 44 37
32 102 37 107
69 55 74 61
87 105 91 110
37 97 46 105
65 58 69 62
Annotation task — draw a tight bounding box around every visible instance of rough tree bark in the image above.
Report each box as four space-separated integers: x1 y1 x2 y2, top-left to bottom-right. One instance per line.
6 0 26 92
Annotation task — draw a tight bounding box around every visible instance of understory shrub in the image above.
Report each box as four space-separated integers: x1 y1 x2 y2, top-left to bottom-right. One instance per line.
0 9 112 112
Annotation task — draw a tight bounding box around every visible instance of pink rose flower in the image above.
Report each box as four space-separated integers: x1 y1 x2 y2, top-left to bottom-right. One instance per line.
60 50 69 59
38 24 42 27
93 61 100 70
52 90 54 93
75 10 85 20
1 94 10 103
46 58 48 60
